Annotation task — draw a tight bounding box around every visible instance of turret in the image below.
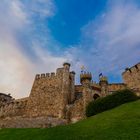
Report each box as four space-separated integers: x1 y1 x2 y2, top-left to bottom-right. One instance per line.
80 72 92 87
63 62 71 71
99 76 108 97
61 62 71 118
80 72 92 115
70 71 75 103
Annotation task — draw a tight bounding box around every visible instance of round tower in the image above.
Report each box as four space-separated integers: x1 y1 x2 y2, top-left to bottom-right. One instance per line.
63 62 71 71
63 62 71 101
99 76 108 97
80 72 92 115
61 62 71 118
80 72 92 87
70 71 75 103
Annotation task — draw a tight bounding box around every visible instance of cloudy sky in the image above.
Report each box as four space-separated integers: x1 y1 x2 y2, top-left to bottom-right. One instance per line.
0 0 140 98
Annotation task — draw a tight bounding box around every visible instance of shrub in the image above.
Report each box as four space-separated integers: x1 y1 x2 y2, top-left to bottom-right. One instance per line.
86 89 139 117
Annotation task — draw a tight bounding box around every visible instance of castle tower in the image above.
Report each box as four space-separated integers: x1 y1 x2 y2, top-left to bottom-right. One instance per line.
122 63 140 89
70 71 75 103
99 76 108 97
62 62 71 104
61 62 71 118
122 63 140 96
80 72 92 114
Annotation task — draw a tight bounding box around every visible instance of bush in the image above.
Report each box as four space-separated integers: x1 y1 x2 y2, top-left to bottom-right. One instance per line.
86 89 139 117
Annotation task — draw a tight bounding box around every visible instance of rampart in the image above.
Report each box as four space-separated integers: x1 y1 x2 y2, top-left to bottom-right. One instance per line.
0 98 27 118
108 83 126 94
0 62 139 128
26 71 64 118
122 63 140 91
26 63 75 118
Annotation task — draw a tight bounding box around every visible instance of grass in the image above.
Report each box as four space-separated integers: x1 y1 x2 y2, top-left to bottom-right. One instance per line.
0 100 140 140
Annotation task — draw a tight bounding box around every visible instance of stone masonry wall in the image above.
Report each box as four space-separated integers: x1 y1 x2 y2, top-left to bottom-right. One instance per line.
0 62 139 128
0 99 27 118
108 83 126 94
26 63 75 119
0 93 13 107
0 116 67 128
122 63 140 91
67 98 84 123
26 70 65 118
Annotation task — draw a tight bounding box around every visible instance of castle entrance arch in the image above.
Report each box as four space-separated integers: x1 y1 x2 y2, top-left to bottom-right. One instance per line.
93 94 100 100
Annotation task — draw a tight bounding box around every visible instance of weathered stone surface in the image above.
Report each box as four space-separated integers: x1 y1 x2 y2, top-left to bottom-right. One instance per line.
108 83 126 94
0 62 139 128
67 98 84 123
0 116 67 128
122 63 140 91
0 93 13 107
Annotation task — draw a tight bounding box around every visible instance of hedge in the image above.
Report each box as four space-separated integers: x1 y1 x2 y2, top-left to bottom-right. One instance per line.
86 89 139 117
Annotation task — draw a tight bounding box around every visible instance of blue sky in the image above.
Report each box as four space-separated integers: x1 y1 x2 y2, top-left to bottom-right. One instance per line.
48 0 107 45
0 0 140 98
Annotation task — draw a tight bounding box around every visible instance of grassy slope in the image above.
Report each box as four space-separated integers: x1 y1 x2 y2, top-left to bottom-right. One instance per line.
0 100 140 140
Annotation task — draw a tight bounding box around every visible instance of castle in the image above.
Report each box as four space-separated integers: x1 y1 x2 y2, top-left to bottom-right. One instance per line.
0 62 140 128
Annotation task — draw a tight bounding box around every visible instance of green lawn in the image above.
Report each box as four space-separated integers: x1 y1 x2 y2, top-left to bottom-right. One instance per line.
0 100 140 140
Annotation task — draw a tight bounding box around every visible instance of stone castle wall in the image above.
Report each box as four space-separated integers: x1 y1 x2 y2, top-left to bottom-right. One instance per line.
0 116 67 128
0 62 139 128
26 63 75 118
0 98 27 118
67 98 84 123
122 63 140 95
26 69 64 118
108 83 126 94
0 93 13 107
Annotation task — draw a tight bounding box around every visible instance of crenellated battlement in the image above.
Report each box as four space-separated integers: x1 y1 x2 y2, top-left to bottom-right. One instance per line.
0 62 139 128
91 82 100 88
99 76 108 82
122 62 140 91
35 72 57 80
80 72 92 83
0 99 27 118
122 63 140 75
35 66 66 81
